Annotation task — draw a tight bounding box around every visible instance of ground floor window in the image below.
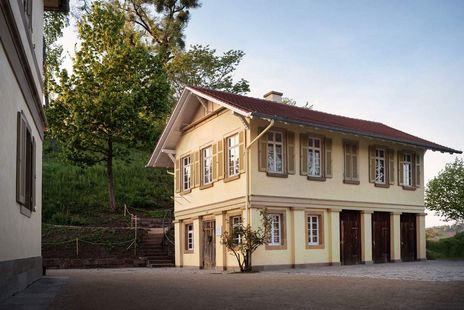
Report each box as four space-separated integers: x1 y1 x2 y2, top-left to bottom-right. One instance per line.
185 223 194 251
231 216 242 245
307 215 319 245
269 214 282 245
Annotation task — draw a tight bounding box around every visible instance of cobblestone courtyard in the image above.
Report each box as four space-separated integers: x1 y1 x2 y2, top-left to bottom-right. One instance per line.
2 261 463 310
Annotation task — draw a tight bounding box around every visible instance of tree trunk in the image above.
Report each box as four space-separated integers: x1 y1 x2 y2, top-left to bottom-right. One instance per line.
107 137 116 211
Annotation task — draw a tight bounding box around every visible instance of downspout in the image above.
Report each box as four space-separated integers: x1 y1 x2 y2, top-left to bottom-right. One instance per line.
245 119 274 225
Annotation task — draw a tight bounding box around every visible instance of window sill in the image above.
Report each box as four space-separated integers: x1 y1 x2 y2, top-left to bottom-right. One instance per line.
306 244 325 250
402 186 416 191
19 205 31 218
265 244 287 251
266 172 288 178
343 179 360 185
199 183 213 190
184 250 194 254
224 174 240 183
307 176 326 182
181 189 192 195
374 183 389 188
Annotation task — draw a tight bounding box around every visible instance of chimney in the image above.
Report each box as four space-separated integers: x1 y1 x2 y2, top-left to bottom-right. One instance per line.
263 90 283 103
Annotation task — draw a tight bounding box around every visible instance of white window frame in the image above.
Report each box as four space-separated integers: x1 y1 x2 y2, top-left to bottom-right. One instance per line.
231 216 242 244
267 131 284 173
182 156 191 191
269 214 282 245
226 134 240 177
375 148 386 184
202 146 213 185
186 223 193 251
402 153 413 186
308 137 322 177
307 215 319 245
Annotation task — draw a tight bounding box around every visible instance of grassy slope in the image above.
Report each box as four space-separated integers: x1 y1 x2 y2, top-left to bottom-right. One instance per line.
427 232 464 260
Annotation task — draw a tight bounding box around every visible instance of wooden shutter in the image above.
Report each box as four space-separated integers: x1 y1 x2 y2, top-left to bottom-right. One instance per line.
31 137 36 211
194 151 200 187
212 144 218 182
16 112 26 205
388 149 395 185
217 140 224 180
325 138 332 178
239 131 246 173
368 146 375 183
415 154 421 187
258 127 267 172
344 143 352 180
398 151 404 186
352 144 359 180
189 155 194 189
287 131 295 174
300 133 308 175
175 159 181 193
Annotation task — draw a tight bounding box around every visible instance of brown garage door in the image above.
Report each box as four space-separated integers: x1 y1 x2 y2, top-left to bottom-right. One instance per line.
340 210 361 265
401 213 417 262
372 212 390 263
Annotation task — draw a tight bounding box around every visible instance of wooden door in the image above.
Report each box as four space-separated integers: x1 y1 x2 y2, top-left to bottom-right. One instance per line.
340 210 361 265
372 212 390 263
401 213 417 262
202 221 216 269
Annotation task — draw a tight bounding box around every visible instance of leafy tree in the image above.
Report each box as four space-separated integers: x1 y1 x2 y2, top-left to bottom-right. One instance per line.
46 2 170 211
43 11 69 105
220 210 270 272
426 158 464 223
167 44 250 98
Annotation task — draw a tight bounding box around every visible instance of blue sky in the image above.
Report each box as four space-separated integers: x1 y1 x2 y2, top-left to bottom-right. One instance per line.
60 0 464 226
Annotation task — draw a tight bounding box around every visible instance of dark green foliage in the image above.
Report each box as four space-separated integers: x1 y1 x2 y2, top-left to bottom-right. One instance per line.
427 232 464 260
43 140 173 225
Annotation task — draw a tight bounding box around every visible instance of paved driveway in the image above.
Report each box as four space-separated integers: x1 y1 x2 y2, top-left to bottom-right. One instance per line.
47 261 463 310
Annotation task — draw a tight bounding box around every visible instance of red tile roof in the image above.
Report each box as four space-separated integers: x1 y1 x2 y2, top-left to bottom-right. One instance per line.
189 86 461 154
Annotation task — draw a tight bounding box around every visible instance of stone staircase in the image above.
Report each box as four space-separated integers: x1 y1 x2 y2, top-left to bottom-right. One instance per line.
137 217 175 268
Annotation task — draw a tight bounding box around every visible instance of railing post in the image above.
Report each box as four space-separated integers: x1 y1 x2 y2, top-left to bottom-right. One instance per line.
76 237 79 257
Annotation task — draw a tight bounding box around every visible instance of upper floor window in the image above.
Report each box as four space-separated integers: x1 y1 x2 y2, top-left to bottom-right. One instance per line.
267 131 284 174
369 146 395 187
308 137 322 177
398 151 422 189
226 134 239 177
182 156 191 192
201 146 213 185
375 149 386 184
344 141 359 184
402 153 413 186
269 214 282 245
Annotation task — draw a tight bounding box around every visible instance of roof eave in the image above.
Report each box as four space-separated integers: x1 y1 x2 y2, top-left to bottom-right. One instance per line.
252 112 462 154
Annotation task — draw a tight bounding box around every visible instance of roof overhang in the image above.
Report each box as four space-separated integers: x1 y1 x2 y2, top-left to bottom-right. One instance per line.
44 0 70 13
252 112 462 154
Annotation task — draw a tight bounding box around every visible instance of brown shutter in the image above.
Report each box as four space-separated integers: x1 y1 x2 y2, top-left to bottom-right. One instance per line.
217 140 224 180
352 144 359 180
300 133 308 175
415 154 421 187
344 143 351 180
212 144 218 182
175 159 181 193
398 151 404 186
368 146 375 183
325 138 332 178
31 137 36 211
239 131 246 173
258 127 267 172
194 151 200 187
388 149 395 185
287 131 295 174
16 113 26 205
189 155 194 189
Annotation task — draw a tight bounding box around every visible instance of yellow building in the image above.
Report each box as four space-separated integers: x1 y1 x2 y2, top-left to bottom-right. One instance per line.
147 86 461 270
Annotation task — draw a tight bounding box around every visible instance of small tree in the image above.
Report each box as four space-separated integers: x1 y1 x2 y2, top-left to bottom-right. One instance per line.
426 158 464 223
220 210 270 272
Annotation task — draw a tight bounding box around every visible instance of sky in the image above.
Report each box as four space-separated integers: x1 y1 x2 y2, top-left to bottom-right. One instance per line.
59 0 464 227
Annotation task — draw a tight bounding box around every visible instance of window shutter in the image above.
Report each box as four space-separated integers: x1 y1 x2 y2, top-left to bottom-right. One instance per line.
388 149 395 185
398 151 404 186
16 112 26 205
31 137 36 211
325 138 332 178
300 133 308 175
258 127 267 172
217 140 224 180
239 131 246 173
415 154 421 187
287 131 295 174
344 143 352 180
368 146 375 183
175 159 181 193
352 144 359 180
212 144 218 182
189 155 194 189
194 151 200 187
